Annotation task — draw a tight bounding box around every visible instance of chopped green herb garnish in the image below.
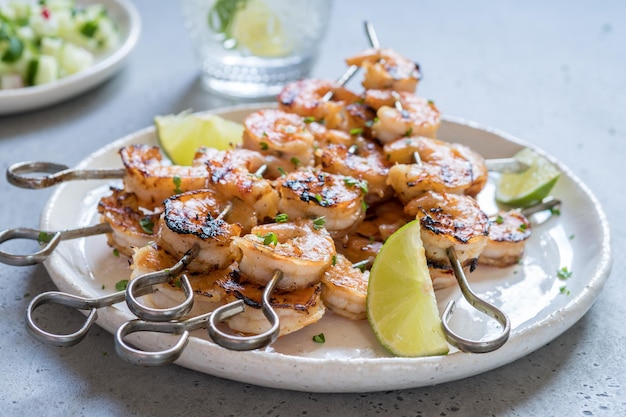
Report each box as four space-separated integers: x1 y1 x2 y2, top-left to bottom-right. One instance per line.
112 248 120 257
290 157 301 167
173 175 183 194
275 213 288 223
559 286 571 295
139 217 155 235
331 255 337 266
101 284 105 290
427 99 435 106
312 333 325 343
352 260 369 272
173 278 182 288
115 279 129 291
495 215 504 224
404 127 413 137
349 128 363 136
314 194 324 204
303 116 316 123
260 141 269 150
37 231 55 244
550 207 561 216
277 167 287 176
518 223 528 232
344 177 369 194
80 20 99 38
312 216 326 230
557 266 572 280
361 200 369 212
569 234 575 240
259 232 278 246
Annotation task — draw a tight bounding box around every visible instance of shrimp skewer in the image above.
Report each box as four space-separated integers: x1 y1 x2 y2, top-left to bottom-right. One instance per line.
274 169 367 234
157 190 241 273
97 187 161 257
320 253 369 320
404 191 490 270
346 47 421 93
120 145 207 209
214 269 325 337
231 219 336 291
242 109 316 176
385 136 488 202
479 209 531 267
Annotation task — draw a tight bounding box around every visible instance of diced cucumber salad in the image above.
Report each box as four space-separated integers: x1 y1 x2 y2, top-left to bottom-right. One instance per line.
0 0 120 89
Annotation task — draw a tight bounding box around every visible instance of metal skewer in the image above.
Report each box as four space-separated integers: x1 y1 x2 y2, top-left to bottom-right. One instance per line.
115 270 283 366
7 161 124 189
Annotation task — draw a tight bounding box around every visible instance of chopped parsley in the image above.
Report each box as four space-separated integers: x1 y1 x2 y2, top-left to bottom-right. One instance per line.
344 177 368 194
361 200 369 212
37 231 55 244
312 216 326 230
277 167 287 177
557 266 572 280
115 279 129 291
349 127 363 136
352 259 369 272
259 232 278 246
312 333 325 343
331 255 337 266
112 248 120 257
173 175 183 194
303 116 316 123
559 286 571 295
275 213 288 223
404 127 413 137
550 207 561 216
518 223 528 232
139 217 155 235
495 215 504 224
259 141 269 150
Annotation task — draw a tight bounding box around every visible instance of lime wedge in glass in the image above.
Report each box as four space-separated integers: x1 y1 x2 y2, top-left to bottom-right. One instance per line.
230 0 293 57
366 220 449 357
154 112 244 166
495 148 560 207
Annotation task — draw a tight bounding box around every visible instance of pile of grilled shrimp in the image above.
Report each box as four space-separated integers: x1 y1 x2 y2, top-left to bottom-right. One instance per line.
98 47 531 337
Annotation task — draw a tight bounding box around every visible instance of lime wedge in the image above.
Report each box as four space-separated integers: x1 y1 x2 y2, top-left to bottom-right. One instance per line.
366 220 449 357
495 148 560 207
230 0 293 57
155 112 244 166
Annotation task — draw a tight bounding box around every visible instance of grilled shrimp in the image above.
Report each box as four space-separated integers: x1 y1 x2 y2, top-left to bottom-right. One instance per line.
316 138 392 205
405 191 489 269
157 190 242 273
277 79 361 130
345 47 421 92
242 109 316 173
120 144 207 208
363 90 440 142
335 199 409 265
201 147 279 220
321 253 369 320
215 269 325 337
385 137 488 202
97 187 161 257
479 210 531 267
130 242 225 314
274 169 367 233
231 219 336 291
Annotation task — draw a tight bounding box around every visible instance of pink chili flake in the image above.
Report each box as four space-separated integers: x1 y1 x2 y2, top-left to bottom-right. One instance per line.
42 7 51 19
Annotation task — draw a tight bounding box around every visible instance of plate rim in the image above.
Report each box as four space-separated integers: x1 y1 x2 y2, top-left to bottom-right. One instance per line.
39 104 613 392
0 0 141 115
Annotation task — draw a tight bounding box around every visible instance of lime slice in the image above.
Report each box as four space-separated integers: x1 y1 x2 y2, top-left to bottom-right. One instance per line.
366 220 449 357
495 148 560 207
230 0 293 57
155 112 244 166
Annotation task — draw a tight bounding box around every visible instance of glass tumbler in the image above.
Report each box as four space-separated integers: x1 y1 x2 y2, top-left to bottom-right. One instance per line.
180 0 333 98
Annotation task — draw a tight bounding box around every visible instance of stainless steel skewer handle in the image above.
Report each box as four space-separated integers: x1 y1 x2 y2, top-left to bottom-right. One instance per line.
0 223 112 266
7 161 124 189
115 271 283 366
441 247 511 353
26 285 153 347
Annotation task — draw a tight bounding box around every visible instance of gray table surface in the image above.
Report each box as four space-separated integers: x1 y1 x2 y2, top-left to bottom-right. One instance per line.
1 1 624 416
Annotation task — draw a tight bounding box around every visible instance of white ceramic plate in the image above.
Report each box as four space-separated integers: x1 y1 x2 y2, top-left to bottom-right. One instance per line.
39 105 612 393
0 0 141 115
